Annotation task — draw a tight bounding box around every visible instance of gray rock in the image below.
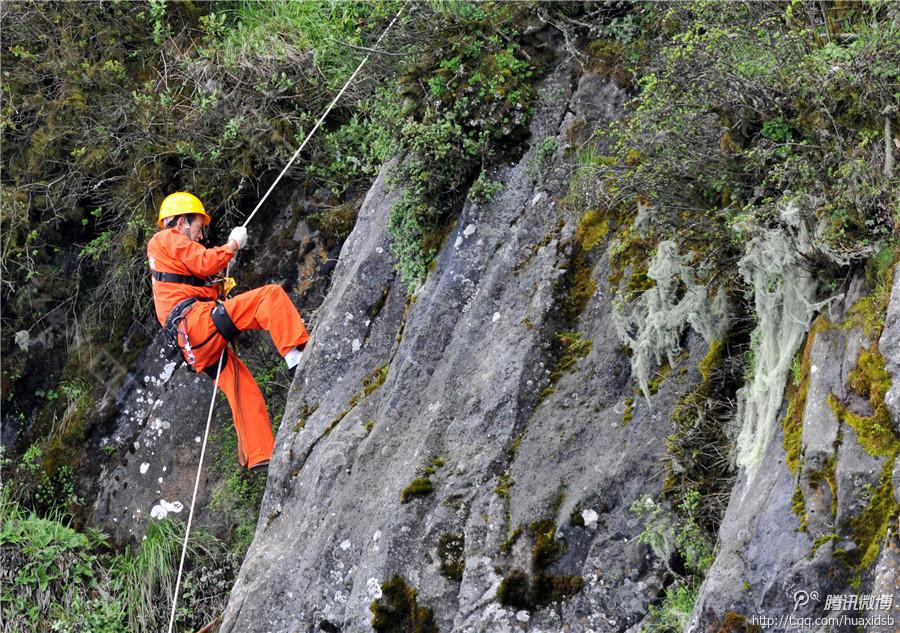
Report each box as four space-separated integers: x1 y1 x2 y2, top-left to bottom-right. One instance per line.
879 265 900 429
93 333 231 543
692 289 898 631
219 63 688 633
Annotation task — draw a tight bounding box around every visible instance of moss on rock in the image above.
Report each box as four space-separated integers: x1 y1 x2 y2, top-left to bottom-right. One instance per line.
370 576 439 633
835 460 897 571
782 315 830 475
827 345 899 458
437 533 464 582
400 478 434 504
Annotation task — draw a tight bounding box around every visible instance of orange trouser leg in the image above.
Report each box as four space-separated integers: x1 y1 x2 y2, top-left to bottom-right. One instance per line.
222 285 309 356
214 347 274 468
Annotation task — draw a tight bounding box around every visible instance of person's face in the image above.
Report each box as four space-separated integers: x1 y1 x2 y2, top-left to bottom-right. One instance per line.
179 215 206 242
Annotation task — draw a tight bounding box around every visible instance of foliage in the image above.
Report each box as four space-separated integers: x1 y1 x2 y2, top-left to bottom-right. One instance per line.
585 0 899 430
383 3 537 288
0 490 234 633
643 580 700 633
0 0 402 338
0 0 410 502
604 1 897 264
630 489 713 631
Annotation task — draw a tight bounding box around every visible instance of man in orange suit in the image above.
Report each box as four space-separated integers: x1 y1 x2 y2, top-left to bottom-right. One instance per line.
147 191 309 470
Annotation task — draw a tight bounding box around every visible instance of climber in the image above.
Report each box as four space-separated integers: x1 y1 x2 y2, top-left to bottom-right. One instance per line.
147 191 309 470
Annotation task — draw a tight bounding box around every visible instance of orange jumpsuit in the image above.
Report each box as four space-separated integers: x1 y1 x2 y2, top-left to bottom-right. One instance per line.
147 228 309 468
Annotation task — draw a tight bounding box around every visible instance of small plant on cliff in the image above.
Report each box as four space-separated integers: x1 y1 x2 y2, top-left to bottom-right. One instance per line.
383 5 537 289
370 576 439 633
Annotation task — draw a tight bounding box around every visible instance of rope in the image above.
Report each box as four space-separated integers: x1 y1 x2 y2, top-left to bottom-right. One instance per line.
166 8 404 632
167 349 225 633
240 6 406 230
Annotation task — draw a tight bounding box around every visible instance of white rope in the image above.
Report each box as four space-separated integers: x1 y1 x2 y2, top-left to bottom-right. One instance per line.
167 350 225 633
241 7 405 230
166 9 404 632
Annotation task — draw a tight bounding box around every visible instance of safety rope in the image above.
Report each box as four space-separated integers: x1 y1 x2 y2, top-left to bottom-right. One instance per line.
167 350 225 633
240 7 406 231
166 8 404 632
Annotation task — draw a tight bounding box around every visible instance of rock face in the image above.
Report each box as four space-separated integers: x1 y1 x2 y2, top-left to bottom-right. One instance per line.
219 63 707 632
92 333 230 543
85 37 900 633
691 280 900 632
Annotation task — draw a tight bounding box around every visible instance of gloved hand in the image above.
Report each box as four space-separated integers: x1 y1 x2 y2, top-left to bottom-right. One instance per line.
228 226 248 250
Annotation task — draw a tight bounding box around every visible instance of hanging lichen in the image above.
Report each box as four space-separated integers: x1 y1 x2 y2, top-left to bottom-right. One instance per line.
614 240 727 399
733 204 823 479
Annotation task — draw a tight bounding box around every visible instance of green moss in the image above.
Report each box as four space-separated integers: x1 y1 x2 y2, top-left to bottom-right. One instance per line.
811 532 838 556
497 515 584 609
538 332 592 404
541 332 593 401
500 526 522 554
437 533 464 581
608 216 653 299
531 573 585 605
647 361 671 396
496 569 530 609
562 261 598 326
494 473 512 500
791 483 808 533
575 209 610 253
496 568 584 610
363 420 375 435
844 246 898 339
824 455 838 517
836 461 897 571
306 203 357 246
369 576 439 633
292 401 318 433
421 457 444 476
622 396 635 425
529 519 562 569
826 347 899 458
664 335 744 529
364 363 390 397
538 385 556 401
334 364 393 430
400 478 434 503
699 339 725 382
323 409 349 435
782 316 830 474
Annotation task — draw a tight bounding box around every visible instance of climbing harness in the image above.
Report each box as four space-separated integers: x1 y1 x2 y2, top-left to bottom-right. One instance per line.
160 296 239 371
165 8 406 633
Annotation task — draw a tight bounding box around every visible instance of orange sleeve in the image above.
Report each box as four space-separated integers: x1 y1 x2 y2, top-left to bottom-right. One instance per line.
169 231 234 277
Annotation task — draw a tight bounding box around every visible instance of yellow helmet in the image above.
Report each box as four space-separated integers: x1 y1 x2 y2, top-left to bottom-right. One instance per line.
157 192 211 228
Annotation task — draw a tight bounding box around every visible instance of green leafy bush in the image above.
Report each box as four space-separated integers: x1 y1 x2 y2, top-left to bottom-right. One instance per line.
0 489 234 633
382 5 536 288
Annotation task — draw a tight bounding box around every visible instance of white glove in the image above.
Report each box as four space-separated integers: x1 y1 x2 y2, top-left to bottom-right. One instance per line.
228 227 248 250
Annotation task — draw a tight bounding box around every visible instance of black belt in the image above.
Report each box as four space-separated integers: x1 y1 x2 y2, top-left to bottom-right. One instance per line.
152 270 211 287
